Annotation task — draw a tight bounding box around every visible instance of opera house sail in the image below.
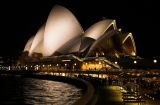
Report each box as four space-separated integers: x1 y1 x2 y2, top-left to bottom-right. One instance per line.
20 5 136 70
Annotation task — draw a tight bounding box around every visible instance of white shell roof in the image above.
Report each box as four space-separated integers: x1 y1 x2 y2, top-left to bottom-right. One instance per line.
24 36 34 52
29 25 45 56
57 35 82 54
23 5 131 58
83 19 116 40
85 30 118 57
122 33 136 55
43 5 84 56
79 37 95 52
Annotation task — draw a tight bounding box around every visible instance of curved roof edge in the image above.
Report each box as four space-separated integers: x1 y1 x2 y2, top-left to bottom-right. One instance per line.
29 25 45 56
43 5 84 56
23 36 35 52
85 30 120 57
83 19 117 40
122 33 136 55
57 35 82 54
79 37 95 53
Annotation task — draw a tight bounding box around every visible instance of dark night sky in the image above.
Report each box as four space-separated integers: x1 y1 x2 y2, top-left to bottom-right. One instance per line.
0 0 159 58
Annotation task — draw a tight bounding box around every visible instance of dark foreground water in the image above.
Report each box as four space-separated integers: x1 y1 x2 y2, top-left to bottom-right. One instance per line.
0 75 82 105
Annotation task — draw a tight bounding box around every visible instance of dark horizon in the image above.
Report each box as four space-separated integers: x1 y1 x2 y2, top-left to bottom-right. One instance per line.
0 0 159 58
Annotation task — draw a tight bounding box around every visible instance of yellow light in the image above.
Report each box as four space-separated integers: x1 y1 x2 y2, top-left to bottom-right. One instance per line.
82 62 103 70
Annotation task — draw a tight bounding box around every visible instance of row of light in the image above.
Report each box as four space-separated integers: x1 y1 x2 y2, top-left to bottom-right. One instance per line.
114 59 158 64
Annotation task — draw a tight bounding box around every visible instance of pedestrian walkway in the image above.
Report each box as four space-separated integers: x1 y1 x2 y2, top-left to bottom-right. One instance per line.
95 86 123 105
95 85 160 105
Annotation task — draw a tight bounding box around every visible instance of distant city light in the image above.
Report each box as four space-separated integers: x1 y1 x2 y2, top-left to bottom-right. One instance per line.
134 60 137 64
115 61 118 64
153 59 157 63
118 28 122 32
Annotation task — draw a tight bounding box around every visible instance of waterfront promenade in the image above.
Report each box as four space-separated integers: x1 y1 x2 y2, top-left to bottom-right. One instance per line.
1 69 160 105
95 86 160 105
96 86 123 105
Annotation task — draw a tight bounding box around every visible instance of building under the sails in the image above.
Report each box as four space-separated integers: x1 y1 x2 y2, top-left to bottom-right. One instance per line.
18 5 136 71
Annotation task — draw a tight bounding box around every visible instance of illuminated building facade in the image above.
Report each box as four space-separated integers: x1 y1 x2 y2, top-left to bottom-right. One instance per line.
20 5 136 70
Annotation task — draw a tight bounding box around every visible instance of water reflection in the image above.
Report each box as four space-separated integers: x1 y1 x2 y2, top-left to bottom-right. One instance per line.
0 76 82 105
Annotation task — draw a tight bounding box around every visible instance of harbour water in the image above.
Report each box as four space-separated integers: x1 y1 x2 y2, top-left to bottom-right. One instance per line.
0 75 83 105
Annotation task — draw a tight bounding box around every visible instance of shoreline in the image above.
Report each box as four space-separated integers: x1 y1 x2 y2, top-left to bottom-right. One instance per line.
0 72 96 105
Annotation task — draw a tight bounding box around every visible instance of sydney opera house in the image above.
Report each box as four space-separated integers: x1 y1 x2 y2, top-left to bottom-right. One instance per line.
19 5 136 70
